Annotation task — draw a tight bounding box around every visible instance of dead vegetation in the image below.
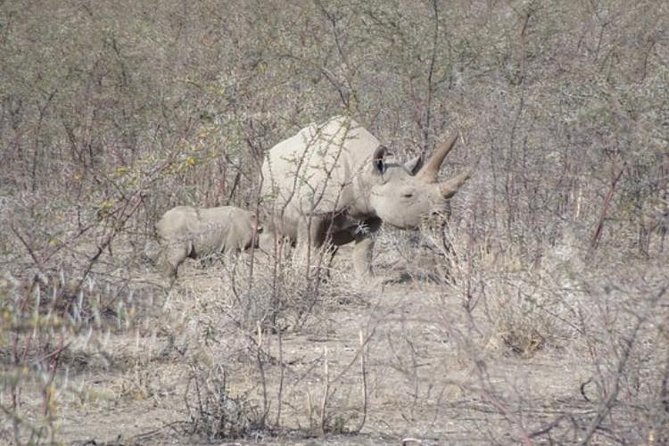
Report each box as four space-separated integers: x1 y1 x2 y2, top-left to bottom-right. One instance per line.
1 0 668 445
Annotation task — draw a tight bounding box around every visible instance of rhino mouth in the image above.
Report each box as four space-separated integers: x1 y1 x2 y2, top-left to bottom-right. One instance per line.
422 210 448 226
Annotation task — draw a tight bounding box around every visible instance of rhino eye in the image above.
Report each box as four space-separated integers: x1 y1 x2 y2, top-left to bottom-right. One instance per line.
402 192 413 199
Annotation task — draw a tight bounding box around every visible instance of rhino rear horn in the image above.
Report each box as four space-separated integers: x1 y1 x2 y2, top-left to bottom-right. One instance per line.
418 133 459 183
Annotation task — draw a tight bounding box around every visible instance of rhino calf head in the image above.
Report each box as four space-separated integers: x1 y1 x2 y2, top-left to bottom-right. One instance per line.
156 205 261 280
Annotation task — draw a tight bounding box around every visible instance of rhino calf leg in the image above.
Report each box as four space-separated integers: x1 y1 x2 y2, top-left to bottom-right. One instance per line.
163 242 190 279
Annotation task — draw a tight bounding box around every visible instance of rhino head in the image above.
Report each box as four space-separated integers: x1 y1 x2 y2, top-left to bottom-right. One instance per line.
367 134 471 229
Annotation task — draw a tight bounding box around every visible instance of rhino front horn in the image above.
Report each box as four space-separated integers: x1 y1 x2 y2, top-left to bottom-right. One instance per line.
418 133 459 183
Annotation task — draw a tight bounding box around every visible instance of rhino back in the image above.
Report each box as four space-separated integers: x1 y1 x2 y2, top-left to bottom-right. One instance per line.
189 207 243 255
156 206 197 240
261 116 379 219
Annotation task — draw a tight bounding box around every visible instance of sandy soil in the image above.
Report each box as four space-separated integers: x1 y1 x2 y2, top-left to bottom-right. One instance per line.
37 251 598 446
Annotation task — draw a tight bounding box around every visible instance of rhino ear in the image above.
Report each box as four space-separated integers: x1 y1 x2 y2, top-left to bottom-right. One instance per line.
372 145 388 175
405 155 423 175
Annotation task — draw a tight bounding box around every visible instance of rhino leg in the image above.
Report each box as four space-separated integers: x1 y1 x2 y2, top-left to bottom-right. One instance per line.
293 218 316 272
352 235 374 278
293 216 333 277
351 217 382 279
317 242 339 280
258 231 293 261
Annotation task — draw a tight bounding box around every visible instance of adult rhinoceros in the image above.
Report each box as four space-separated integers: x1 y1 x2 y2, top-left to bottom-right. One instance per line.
260 115 472 279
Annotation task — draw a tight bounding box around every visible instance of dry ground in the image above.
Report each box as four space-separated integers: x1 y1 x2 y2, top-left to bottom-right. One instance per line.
54 277 588 445
5 234 664 446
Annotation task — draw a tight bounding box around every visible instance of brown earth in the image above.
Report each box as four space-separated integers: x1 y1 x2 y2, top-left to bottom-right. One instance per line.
35 248 604 446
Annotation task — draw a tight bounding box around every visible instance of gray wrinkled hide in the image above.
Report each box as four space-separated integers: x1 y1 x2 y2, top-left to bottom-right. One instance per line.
156 205 260 279
260 115 472 279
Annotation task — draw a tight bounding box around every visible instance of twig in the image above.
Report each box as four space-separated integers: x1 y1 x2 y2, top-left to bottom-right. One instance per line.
352 329 368 433
320 346 330 434
590 164 626 250
577 286 667 445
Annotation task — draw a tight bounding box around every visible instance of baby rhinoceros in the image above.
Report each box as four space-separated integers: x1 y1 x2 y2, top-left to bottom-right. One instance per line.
156 205 261 279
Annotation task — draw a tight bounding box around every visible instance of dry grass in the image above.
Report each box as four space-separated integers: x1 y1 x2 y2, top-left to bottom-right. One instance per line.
1 236 668 444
